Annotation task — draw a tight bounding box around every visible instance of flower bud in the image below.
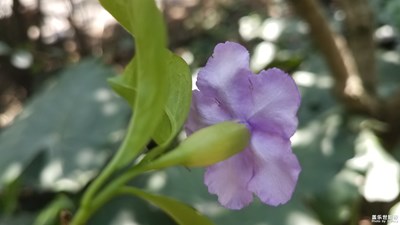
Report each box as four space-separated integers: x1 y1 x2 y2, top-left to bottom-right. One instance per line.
143 121 250 170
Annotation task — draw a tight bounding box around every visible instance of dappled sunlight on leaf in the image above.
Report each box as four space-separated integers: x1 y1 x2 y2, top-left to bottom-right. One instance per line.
291 124 319 148
40 159 63 188
176 48 194 65
287 211 322 225
1 162 23 184
146 171 168 192
321 114 342 157
239 14 262 41
293 71 334 89
0 59 130 191
193 201 226 217
11 50 33 69
260 18 285 42
75 148 109 169
381 51 400 64
250 41 276 71
291 107 359 224
93 88 114 103
109 210 140 225
101 102 120 116
348 130 400 202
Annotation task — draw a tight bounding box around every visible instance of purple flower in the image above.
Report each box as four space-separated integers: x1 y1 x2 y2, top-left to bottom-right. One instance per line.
185 42 301 210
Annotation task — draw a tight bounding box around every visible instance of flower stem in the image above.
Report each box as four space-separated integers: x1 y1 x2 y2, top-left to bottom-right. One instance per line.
71 167 147 225
70 118 142 225
70 208 90 225
90 168 145 211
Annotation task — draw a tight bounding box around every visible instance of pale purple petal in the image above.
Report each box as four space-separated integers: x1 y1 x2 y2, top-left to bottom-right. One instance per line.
197 42 254 117
204 149 254 210
196 41 250 93
185 90 232 135
186 42 254 133
247 130 301 206
246 68 301 138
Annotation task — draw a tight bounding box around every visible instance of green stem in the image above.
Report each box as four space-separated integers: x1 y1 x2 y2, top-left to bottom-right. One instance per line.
71 167 149 225
137 143 167 166
71 117 141 225
90 167 146 211
71 165 149 225
70 208 91 225
137 133 177 167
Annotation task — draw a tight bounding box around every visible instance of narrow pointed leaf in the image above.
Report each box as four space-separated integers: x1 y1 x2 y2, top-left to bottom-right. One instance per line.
101 0 169 166
119 187 216 225
108 58 137 107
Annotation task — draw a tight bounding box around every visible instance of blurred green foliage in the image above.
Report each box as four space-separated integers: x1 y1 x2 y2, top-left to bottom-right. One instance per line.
0 59 131 190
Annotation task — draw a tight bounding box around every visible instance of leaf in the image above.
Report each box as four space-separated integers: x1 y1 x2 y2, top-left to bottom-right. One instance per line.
152 53 192 145
108 53 192 146
108 59 137 107
87 194 176 225
0 59 130 190
1 151 47 214
100 0 169 166
119 187 216 225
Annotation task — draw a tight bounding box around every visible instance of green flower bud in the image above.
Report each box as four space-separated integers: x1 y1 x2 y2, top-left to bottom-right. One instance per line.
143 121 250 170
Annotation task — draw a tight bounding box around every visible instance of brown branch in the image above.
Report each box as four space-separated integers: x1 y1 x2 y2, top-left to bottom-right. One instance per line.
287 0 379 117
336 0 376 95
288 0 347 90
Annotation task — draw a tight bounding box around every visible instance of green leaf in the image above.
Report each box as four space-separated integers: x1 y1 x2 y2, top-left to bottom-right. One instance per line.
86 194 176 225
107 58 137 107
1 151 47 214
102 1 191 159
100 0 169 166
109 53 192 146
143 122 250 170
119 187 216 225
0 59 130 190
152 53 192 145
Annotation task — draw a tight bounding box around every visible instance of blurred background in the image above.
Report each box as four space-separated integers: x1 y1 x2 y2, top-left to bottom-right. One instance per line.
1 0 400 224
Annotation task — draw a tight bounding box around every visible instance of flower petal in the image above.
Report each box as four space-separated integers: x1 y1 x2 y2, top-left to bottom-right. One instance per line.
247 130 301 206
204 150 254 210
196 42 250 93
195 42 255 119
246 68 301 138
186 42 254 134
185 90 233 135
